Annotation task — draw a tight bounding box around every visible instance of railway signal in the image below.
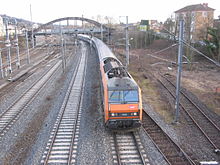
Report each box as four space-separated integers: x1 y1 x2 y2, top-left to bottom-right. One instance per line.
14 19 20 69
25 29 30 64
60 25 66 72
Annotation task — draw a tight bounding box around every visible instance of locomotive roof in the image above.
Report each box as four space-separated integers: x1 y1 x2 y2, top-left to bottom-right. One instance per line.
91 37 139 90
107 77 138 90
78 35 139 91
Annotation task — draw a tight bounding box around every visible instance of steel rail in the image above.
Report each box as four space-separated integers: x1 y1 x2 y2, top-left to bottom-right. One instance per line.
0 60 62 138
0 44 49 70
43 53 82 165
113 131 148 165
157 75 220 152
142 110 196 165
113 133 122 165
67 47 87 165
162 74 220 132
131 132 146 165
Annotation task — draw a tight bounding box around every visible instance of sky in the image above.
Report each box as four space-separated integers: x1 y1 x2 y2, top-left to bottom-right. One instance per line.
0 0 220 24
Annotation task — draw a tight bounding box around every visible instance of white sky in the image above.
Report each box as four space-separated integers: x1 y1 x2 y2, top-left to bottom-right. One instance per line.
0 0 220 24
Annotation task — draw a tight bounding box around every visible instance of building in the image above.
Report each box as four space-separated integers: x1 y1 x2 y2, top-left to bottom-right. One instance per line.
0 15 16 37
0 15 30 37
0 16 4 36
139 20 160 32
175 3 215 42
139 20 149 31
149 20 161 32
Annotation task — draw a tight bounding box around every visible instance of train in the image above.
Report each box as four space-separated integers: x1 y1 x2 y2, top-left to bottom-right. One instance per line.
79 35 143 129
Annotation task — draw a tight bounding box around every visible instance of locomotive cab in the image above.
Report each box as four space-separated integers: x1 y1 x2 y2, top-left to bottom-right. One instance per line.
107 91 141 129
106 77 142 129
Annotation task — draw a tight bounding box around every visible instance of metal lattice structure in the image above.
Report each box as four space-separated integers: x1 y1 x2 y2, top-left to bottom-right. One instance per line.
33 17 108 33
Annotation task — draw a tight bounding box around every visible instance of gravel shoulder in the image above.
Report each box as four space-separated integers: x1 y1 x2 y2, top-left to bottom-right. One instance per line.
76 44 114 165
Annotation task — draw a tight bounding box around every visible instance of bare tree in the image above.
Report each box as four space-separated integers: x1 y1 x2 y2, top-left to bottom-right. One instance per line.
183 11 195 67
163 16 176 40
96 15 102 23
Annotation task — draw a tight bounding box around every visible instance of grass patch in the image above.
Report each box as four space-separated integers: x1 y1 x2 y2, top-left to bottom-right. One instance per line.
130 71 173 123
206 95 220 115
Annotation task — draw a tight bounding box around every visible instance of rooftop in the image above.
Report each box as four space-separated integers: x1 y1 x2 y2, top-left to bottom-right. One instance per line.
175 3 215 13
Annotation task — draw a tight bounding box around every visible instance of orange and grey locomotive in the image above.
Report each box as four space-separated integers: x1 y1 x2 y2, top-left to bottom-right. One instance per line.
92 37 142 129
79 35 143 129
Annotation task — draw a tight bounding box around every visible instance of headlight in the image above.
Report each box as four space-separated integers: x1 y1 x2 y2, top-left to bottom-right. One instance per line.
110 113 119 117
131 112 138 116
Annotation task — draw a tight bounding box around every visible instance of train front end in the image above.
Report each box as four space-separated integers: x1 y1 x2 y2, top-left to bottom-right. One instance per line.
106 77 142 130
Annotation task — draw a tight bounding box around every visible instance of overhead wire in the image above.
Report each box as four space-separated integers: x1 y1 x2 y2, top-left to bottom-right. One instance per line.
152 43 178 54
156 22 220 67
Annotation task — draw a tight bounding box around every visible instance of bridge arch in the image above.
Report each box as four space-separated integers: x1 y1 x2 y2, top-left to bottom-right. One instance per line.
33 17 108 33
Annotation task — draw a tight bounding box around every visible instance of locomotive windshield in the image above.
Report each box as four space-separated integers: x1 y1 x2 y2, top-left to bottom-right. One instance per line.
108 90 138 103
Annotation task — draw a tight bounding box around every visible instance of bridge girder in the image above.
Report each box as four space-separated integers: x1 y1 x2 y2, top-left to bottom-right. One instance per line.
33 17 109 33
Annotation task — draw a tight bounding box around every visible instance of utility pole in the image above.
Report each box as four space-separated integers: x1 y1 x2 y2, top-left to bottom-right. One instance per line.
101 24 103 41
67 19 69 34
14 19 20 69
60 26 66 72
108 27 110 44
64 36 66 58
75 29 78 55
0 49 4 78
107 18 111 44
5 19 12 75
82 14 85 34
30 4 34 48
125 16 129 68
25 29 30 64
174 19 184 123
89 29 93 51
46 36 50 56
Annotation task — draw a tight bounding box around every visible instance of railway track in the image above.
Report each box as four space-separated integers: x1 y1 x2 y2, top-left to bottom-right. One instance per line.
0 44 49 71
142 111 196 165
0 59 62 139
111 131 150 165
157 74 220 152
41 44 87 164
